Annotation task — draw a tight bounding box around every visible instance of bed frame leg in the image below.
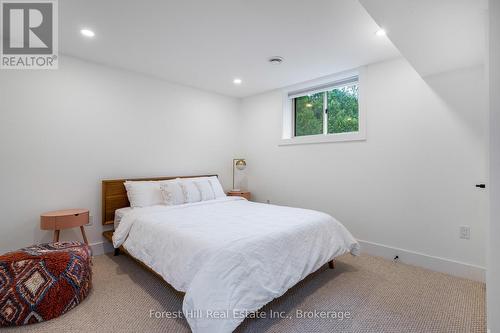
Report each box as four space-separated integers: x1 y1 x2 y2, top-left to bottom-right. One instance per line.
328 260 336 269
114 248 120 256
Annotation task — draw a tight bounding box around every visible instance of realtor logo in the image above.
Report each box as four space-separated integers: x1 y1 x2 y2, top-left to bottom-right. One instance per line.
1 0 58 69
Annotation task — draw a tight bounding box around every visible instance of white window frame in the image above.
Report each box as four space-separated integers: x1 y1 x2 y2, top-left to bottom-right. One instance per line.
280 68 366 146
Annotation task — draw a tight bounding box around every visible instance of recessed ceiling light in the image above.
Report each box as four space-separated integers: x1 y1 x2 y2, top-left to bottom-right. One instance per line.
376 29 387 37
80 29 95 38
233 78 242 85
268 56 284 65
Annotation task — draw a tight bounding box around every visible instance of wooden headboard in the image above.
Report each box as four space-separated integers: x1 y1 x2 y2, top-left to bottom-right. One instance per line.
102 175 218 225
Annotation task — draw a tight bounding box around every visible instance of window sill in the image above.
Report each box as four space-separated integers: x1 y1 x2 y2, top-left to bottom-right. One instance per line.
279 132 366 146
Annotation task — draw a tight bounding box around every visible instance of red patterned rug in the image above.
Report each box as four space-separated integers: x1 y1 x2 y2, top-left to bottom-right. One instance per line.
0 241 92 327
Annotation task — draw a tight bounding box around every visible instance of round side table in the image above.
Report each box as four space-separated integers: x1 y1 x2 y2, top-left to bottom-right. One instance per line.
40 208 89 245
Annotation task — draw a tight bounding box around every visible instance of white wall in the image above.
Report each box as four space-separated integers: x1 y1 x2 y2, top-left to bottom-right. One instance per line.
0 56 242 254
488 0 500 330
240 58 488 279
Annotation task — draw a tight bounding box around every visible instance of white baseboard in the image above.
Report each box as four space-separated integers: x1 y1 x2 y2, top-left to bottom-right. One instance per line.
358 239 486 282
89 241 114 256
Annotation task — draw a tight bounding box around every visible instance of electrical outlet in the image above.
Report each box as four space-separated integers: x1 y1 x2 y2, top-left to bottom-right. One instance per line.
87 215 93 226
459 226 470 240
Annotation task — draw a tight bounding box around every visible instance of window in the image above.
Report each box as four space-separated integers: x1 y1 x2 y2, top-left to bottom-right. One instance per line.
326 85 359 134
294 92 324 136
281 73 365 145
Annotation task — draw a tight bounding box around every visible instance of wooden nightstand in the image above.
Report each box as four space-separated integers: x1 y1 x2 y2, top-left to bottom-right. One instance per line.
227 191 251 200
40 209 89 245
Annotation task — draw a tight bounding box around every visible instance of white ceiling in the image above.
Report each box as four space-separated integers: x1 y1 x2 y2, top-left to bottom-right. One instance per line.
359 0 488 77
60 0 400 98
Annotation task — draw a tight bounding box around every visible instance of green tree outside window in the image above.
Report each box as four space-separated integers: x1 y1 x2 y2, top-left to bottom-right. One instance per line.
294 84 359 136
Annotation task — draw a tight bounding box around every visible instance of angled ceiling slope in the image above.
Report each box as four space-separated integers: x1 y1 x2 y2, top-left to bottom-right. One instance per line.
359 0 488 77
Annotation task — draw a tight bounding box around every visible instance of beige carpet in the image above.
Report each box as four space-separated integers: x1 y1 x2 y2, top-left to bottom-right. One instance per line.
5 253 485 333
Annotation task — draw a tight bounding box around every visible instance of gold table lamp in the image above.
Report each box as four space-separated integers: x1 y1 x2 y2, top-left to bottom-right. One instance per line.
232 158 247 191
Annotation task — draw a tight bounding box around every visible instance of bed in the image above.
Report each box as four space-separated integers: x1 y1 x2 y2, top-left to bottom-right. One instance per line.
102 175 360 333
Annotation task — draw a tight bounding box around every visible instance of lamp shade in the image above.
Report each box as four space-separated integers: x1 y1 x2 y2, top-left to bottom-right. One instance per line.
235 159 247 170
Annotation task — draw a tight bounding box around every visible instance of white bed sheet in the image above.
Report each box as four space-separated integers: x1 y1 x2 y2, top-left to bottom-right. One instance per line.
113 197 360 333
113 207 133 230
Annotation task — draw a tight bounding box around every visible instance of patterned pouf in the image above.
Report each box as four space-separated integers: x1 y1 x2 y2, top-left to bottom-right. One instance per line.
0 241 92 327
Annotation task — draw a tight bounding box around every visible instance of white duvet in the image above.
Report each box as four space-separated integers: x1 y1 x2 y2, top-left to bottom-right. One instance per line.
113 197 360 333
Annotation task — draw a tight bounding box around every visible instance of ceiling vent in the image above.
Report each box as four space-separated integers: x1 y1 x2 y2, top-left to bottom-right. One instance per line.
268 56 284 65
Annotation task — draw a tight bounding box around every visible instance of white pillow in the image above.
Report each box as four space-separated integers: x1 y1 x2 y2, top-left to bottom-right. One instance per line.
208 176 226 198
124 181 164 208
160 181 185 205
194 179 215 201
180 180 202 203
